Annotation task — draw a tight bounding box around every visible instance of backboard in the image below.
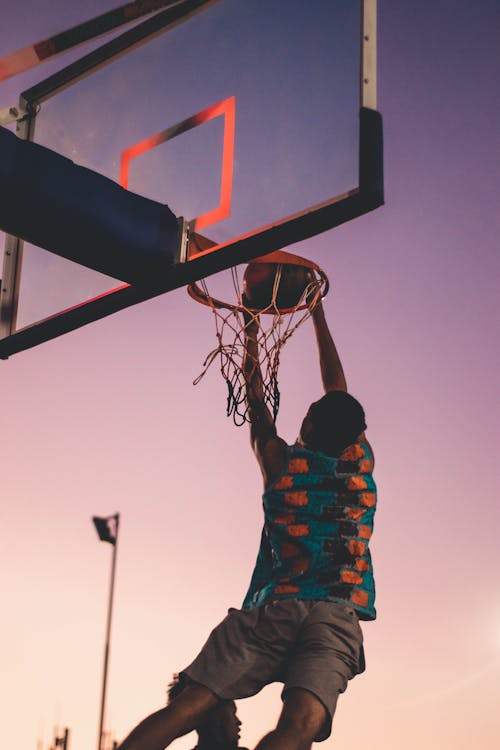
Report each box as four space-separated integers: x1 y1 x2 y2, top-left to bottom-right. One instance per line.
0 0 382 358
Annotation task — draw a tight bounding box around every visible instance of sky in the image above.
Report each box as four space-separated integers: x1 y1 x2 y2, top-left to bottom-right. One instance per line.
1 1 499 749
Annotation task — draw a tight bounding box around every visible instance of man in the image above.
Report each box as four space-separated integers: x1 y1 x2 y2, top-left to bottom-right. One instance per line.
166 674 247 750
118 296 377 750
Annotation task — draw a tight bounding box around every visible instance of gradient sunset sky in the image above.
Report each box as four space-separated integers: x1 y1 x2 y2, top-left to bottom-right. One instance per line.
1 2 499 749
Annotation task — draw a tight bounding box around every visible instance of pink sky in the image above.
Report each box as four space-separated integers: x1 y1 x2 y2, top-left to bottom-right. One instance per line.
1 2 499 749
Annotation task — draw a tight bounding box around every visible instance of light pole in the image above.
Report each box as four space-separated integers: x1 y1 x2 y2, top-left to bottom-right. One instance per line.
92 513 120 750
52 728 70 750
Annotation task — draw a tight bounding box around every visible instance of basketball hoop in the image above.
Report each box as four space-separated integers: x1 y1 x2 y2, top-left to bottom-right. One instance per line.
188 250 329 426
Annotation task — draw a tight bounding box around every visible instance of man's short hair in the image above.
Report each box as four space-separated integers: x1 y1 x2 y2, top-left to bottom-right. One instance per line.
308 390 366 455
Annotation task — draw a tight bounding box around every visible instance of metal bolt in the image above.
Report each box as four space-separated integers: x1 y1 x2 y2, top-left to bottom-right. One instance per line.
364 35 369 41
364 78 369 84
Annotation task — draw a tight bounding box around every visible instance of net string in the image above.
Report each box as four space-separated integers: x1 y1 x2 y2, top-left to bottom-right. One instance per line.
193 268 324 426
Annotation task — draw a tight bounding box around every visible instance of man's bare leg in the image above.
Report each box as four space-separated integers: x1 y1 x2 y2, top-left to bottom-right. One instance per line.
254 688 326 750
117 683 218 750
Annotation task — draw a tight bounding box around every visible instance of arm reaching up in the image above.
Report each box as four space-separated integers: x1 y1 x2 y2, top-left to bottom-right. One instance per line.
310 297 373 460
311 298 347 393
242 308 286 486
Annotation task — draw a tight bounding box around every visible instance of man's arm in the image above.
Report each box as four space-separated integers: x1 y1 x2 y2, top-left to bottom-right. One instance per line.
243 310 286 485
311 298 347 392
311 297 373 460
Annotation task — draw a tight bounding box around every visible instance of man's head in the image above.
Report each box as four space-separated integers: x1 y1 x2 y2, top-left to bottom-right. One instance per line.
167 674 242 749
299 390 366 456
196 700 242 748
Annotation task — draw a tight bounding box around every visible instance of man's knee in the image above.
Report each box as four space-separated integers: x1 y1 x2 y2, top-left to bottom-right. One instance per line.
277 688 326 738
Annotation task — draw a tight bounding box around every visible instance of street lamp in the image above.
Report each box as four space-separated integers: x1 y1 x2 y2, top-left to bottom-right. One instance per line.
92 514 120 750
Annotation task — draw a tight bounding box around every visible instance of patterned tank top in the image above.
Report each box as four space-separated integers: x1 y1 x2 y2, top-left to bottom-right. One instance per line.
242 441 377 620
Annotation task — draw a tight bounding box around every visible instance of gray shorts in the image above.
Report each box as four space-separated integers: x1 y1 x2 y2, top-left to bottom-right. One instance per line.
182 599 365 742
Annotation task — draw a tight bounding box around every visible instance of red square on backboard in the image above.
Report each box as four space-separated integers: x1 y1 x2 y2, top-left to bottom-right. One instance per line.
120 96 235 254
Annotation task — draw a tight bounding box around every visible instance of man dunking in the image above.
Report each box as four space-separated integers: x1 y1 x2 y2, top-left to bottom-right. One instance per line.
118 295 377 750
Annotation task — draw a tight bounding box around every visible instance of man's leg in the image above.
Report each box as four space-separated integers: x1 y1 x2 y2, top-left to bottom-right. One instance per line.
254 688 326 750
117 683 218 750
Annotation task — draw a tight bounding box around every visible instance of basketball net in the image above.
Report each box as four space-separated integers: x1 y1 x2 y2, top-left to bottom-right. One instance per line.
189 253 328 426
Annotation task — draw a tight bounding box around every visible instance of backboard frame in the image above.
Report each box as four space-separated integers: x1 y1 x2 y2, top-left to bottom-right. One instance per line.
0 0 382 359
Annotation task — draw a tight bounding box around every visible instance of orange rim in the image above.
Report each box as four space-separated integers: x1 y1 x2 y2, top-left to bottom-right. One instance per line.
187 252 329 314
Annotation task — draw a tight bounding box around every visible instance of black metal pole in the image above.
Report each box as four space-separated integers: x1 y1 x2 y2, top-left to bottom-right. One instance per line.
97 514 120 750
53 728 70 750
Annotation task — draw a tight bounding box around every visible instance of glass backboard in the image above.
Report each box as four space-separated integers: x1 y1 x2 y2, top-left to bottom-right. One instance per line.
0 0 382 357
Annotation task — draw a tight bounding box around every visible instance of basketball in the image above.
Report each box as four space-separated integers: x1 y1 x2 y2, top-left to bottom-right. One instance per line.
242 262 310 310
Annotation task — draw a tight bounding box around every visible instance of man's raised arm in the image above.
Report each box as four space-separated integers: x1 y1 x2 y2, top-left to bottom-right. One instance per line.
242 310 276 454
242 309 287 488
311 298 347 393
311 296 372 457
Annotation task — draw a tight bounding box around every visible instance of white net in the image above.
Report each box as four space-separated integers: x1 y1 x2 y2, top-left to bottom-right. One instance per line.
191 261 327 425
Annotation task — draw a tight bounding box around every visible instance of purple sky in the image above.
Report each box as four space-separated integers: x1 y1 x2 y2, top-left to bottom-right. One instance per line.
1 2 499 749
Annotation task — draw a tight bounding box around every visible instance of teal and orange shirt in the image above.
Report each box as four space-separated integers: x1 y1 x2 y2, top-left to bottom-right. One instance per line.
242 441 377 620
